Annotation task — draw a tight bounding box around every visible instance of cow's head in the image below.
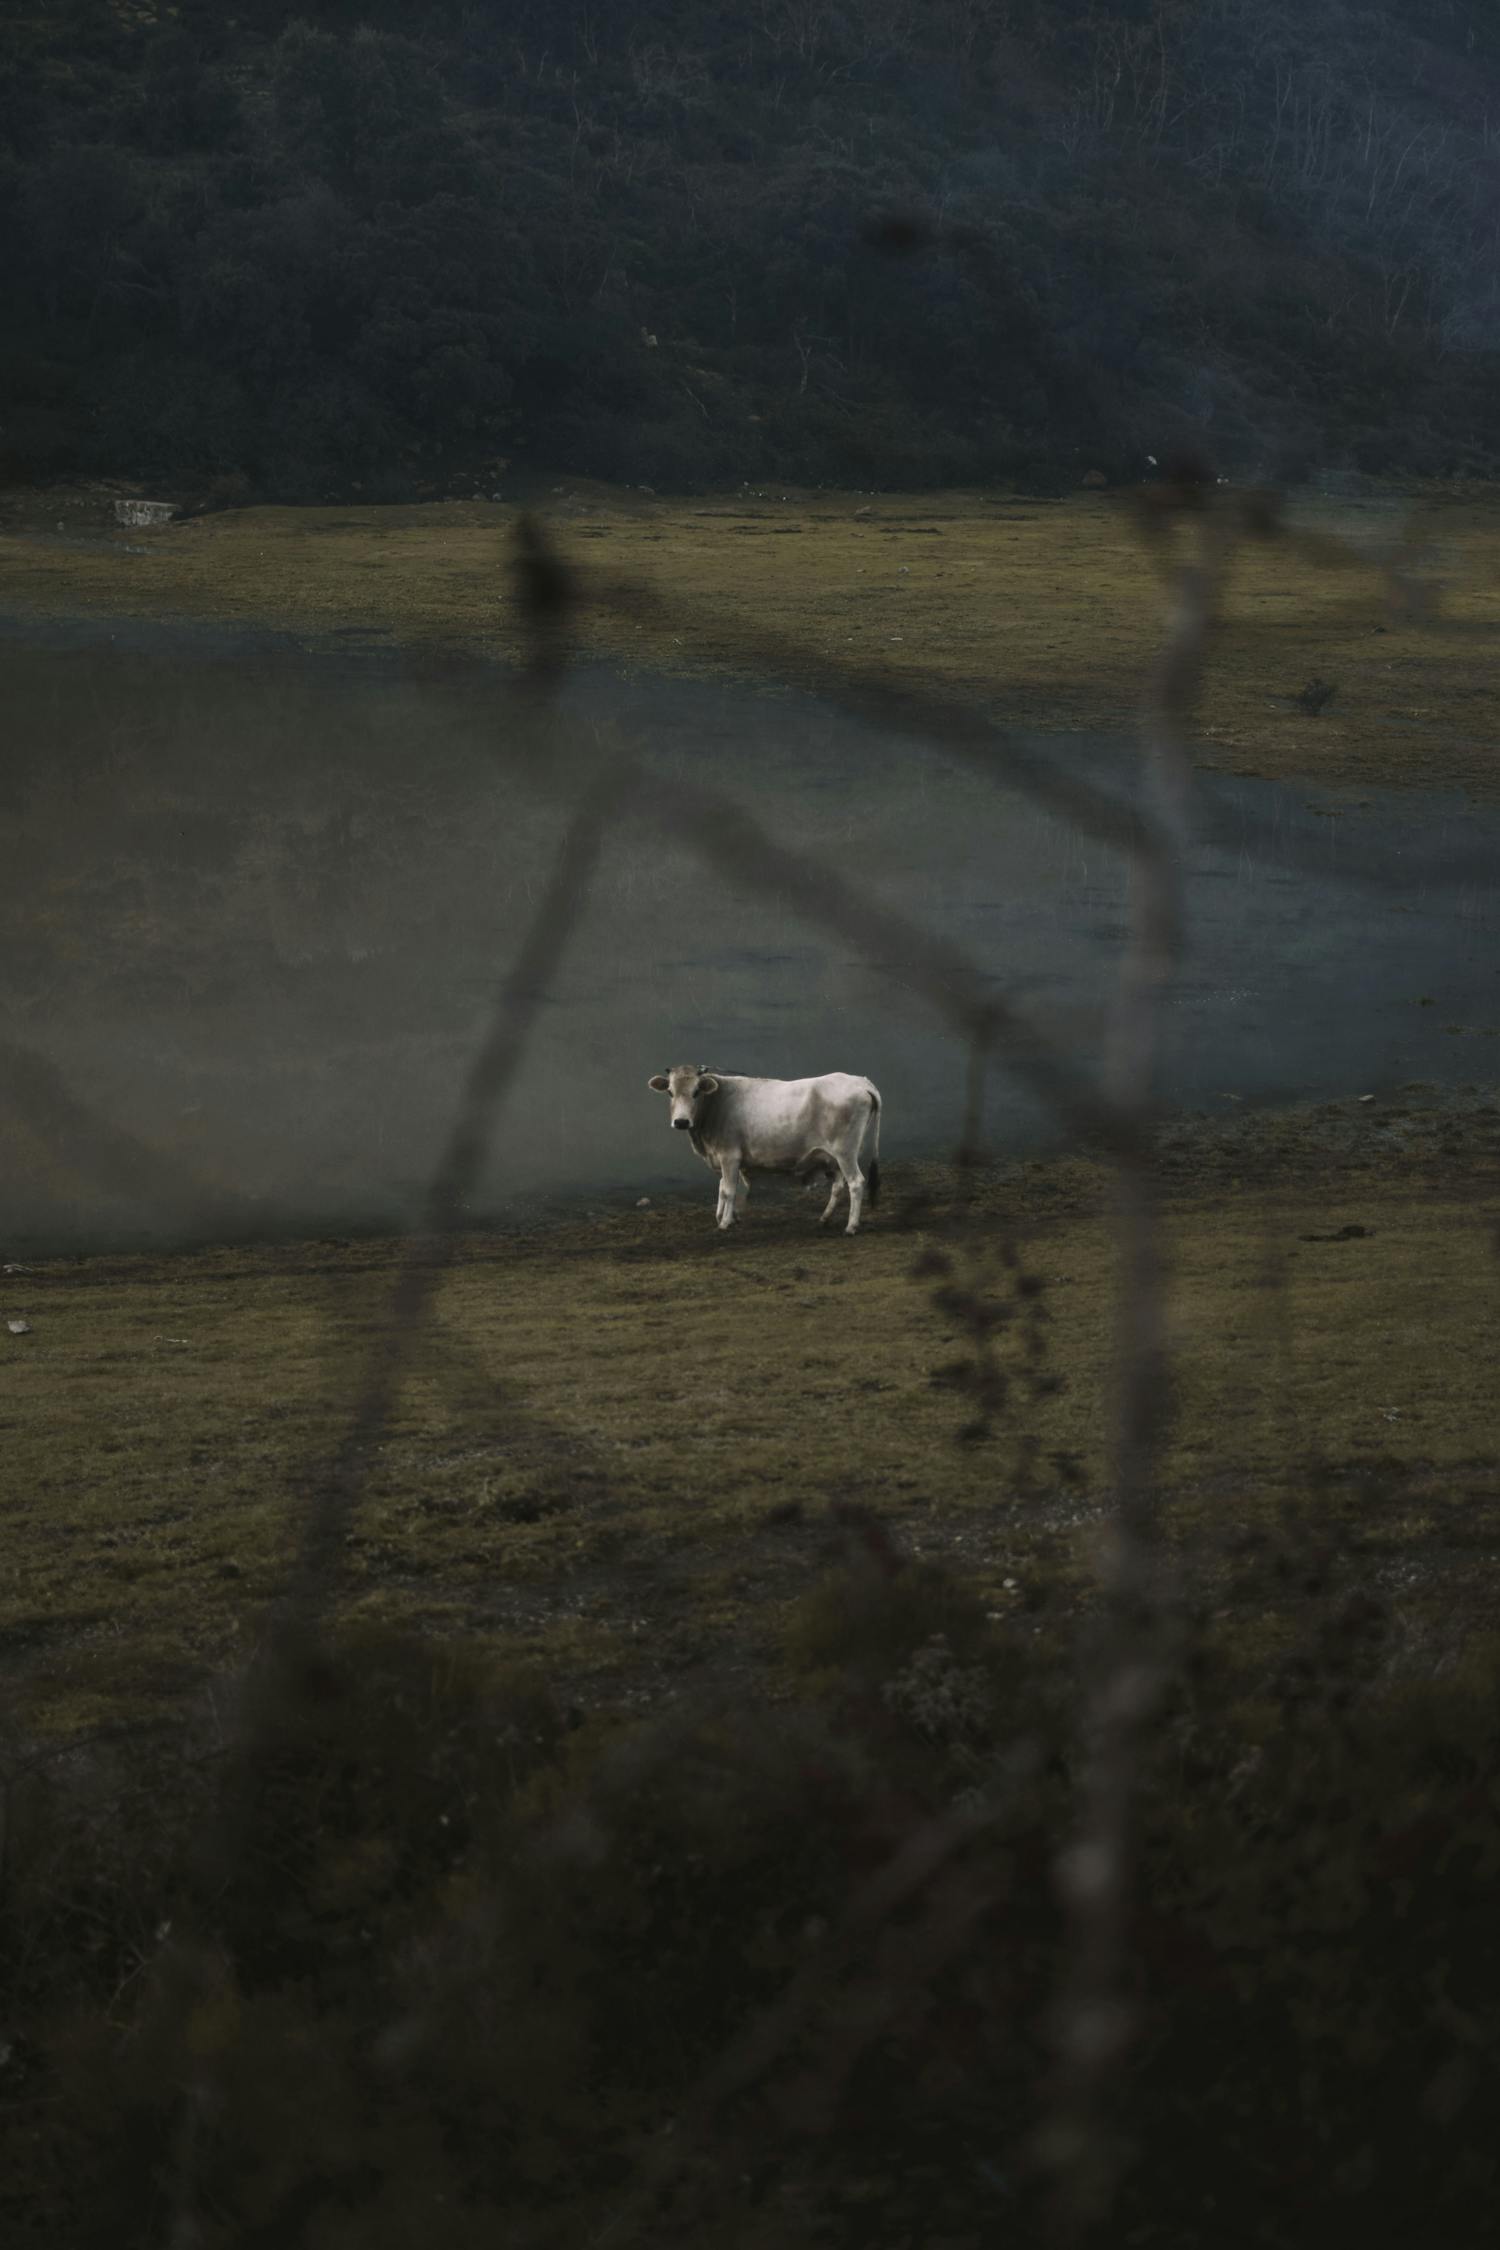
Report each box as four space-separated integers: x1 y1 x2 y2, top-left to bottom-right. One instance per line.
648 1064 720 1132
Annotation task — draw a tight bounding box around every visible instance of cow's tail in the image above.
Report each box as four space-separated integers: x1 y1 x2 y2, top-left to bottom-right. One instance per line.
864 1083 882 1210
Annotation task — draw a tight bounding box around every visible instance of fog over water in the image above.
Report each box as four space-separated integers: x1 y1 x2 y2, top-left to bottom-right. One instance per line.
2 622 1496 1252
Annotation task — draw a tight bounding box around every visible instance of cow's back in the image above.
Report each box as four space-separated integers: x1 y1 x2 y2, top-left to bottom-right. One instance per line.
712 1071 876 1171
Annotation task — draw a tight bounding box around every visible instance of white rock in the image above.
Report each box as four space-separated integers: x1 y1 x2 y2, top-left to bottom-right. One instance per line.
7 1318 32 1335
113 498 176 528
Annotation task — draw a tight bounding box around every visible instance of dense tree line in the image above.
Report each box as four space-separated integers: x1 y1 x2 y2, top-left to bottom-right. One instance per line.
2 0 1499 498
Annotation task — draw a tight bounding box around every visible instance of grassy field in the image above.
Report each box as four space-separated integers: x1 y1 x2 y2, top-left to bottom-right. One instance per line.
3 473 1497 1740
2 475 1497 795
4 1090 1496 1742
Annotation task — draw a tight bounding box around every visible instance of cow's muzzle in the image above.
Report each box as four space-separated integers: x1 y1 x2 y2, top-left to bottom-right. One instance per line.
672 1117 692 1130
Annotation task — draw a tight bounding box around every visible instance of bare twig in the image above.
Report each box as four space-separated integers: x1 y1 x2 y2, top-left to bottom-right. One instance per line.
624 759 1141 1156
1041 499 1236 2238
284 763 620 1625
582 563 1168 862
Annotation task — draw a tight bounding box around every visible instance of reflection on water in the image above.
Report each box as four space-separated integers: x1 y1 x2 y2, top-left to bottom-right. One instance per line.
1 622 1496 1250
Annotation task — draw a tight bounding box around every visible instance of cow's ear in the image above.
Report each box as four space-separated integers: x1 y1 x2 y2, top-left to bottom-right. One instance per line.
695 1074 720 1096
648 1074 670 1092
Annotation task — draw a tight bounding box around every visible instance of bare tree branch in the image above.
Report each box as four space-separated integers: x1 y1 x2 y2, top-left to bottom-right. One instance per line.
284 760 621 1627
1040 501 1237 2240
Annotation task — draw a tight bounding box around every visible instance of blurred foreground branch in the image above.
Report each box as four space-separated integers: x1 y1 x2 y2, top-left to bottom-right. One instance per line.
285 758 621 1626
1041 499 1237 2237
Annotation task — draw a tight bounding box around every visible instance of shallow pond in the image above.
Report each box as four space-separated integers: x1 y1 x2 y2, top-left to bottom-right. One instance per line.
2 620 1496 1249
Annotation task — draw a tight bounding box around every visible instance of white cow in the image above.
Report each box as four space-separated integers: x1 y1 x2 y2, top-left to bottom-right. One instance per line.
647 1065 882 1234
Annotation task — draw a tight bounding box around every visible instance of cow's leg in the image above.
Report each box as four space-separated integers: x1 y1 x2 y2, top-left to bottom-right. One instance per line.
838 1152 866 1235
817 1170 848 1226
734 1172 749 1218
718 1154 743 1230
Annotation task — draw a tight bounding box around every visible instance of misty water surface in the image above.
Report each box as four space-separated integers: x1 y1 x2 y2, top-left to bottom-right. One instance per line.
1 622 1496 1250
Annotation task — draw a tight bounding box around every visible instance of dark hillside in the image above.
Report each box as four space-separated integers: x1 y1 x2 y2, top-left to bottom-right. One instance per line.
3 1 1499 497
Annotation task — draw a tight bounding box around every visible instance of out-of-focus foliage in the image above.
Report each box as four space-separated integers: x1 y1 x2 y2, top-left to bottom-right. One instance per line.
2 1 1499 497
3 1530 1497 2246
